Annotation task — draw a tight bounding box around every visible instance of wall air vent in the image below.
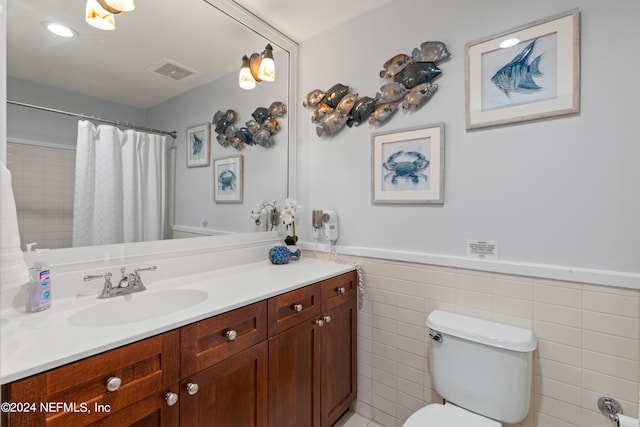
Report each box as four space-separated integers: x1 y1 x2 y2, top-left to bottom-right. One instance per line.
146 58 201 82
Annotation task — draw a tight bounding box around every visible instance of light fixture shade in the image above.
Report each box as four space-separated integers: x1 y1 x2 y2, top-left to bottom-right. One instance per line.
257 44 275 82
239 55 256 90
99 0 135 12
86 0 116 30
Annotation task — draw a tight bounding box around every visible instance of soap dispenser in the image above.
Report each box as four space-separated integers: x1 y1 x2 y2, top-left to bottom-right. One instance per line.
25 244 51 313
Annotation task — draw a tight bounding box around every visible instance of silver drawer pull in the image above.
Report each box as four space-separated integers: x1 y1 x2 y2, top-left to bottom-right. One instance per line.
323 315 332 323
226 330 237 341
106 376 122 392
165 392 178 406
336 286 346 294
186 383 199 396
292 303 303 312
315 319 324 327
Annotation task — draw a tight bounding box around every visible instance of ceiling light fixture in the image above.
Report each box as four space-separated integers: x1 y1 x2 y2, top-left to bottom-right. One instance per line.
42 21 77 39
238 44 276 90
85 0 135 31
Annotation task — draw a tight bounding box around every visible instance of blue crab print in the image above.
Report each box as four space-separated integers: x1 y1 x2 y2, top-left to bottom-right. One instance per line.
383 150 429 184
218 170 236 191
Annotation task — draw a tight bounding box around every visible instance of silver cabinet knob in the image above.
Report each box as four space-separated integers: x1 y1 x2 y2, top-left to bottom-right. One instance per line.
315 319 324 327
186 383 199 396
165 392 178 406
106 376 122 392
226 330 237 341
336 286 346 294
323 315 332 323
292 303 303 312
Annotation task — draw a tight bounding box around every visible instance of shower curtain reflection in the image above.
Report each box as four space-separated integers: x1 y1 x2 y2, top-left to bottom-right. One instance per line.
72 120 170 247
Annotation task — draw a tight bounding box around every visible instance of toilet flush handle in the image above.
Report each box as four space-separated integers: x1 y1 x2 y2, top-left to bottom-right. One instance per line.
429 330 443 343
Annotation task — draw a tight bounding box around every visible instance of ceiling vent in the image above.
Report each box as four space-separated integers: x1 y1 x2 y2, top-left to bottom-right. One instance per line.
146 58 201 82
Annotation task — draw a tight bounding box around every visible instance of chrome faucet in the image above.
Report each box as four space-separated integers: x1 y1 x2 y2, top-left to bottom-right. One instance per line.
84 266 157 299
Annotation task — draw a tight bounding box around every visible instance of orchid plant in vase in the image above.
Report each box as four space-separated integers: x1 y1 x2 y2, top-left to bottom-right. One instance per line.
282 198 299 245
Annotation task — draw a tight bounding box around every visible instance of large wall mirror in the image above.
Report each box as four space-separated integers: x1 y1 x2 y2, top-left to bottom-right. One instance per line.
5 0 297 250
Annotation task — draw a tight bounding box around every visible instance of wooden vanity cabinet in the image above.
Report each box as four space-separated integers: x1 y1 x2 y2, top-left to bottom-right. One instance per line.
2 271 356 427
268 271 358 427
2 331 180 427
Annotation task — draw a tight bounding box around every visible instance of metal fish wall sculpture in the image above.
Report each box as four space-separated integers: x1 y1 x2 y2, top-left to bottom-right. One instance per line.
303 40 449 137
212 101 287 150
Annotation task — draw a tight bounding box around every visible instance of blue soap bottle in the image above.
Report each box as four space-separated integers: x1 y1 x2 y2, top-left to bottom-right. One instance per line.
25 261 52 313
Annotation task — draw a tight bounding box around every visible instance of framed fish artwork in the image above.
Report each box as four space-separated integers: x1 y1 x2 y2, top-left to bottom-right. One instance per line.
371 123 444 204
186 123 211 167
465 9 580 129
213 155 243 203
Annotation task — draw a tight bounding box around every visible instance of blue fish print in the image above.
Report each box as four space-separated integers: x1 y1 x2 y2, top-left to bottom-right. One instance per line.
491 39 543 95
192 132 202 156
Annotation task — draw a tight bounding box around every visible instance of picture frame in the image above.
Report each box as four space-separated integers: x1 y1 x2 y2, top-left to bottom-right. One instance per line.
372 123 444 204
186 123 211 167
213 155 243 203
465 9 580 130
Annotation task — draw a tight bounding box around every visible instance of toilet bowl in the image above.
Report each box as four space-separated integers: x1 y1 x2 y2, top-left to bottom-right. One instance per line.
403 402 500 427
402 310 537 426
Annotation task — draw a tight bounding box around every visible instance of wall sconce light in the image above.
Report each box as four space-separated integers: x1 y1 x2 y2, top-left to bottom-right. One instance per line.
238 44 276 90
86 0 135 31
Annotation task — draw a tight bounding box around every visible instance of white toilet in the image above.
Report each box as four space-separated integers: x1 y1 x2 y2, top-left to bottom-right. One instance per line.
404 310 537 426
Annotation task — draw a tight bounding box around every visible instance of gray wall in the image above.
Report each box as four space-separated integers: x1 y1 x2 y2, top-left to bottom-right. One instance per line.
7 76 147 146
295 0 640 277
146 50 290 234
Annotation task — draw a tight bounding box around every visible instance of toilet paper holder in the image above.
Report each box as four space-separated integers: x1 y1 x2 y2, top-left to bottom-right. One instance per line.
597 396 623 422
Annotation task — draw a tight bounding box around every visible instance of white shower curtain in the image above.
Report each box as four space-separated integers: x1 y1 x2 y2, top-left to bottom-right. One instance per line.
72 120 170 247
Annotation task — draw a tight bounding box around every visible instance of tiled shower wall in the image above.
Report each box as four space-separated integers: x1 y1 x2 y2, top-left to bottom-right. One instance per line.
6 142 75 250
325 254 639 427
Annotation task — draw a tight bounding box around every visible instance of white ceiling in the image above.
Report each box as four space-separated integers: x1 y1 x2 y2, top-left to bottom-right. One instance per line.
6 0 395 109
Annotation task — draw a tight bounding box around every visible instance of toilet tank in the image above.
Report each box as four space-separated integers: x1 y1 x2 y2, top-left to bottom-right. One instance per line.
427 311 537 424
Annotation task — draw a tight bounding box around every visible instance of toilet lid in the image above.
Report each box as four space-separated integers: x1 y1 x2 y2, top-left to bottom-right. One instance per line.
403 403 501 427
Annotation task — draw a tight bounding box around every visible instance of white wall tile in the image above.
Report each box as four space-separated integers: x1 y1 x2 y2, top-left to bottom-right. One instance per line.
353 255 639 427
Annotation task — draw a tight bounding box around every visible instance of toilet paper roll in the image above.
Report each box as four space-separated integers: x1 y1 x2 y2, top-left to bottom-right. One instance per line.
618 414 639 427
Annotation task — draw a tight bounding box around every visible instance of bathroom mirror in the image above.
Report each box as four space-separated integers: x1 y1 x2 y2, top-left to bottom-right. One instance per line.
6 0 297 249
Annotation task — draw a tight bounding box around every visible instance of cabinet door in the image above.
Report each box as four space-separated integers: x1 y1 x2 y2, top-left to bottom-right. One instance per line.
268 319 321 427
180 341 268 427
320 299 357 427
3 331 180 427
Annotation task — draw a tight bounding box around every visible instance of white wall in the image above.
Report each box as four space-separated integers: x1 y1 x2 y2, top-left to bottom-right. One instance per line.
296 0 640 283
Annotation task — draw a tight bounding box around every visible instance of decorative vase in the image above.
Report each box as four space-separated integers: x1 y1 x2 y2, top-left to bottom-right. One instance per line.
284 235 298 245
269 245 301 265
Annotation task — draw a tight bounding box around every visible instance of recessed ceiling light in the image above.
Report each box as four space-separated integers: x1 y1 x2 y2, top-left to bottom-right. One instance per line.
499 38 519 49
42 21 78 39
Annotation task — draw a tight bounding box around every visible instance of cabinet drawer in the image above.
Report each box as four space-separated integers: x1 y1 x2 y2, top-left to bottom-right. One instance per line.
4 330 179 427
321 271 357 311
268 283 321 336
181 301 267 378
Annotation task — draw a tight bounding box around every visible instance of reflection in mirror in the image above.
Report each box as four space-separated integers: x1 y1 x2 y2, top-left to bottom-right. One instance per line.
5 0 296 250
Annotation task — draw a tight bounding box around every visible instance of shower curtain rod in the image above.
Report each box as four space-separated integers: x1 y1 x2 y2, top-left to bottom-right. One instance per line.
7 100 178 139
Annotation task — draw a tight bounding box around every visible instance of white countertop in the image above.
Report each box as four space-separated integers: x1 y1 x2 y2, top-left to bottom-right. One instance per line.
0 257 354 385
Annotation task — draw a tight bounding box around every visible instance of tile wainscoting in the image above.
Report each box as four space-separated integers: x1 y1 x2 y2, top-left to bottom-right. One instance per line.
308 252 639 427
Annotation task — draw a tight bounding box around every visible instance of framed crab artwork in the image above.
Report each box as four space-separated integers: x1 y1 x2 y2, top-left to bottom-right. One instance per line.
213 155 243 203
371 123 444 204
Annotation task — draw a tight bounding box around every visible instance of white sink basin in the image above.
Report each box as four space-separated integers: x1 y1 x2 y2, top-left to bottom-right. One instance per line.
68 289 208 327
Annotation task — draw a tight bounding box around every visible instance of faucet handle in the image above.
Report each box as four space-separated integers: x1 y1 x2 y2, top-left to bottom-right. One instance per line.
84 272 112 285
134 266 158 274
